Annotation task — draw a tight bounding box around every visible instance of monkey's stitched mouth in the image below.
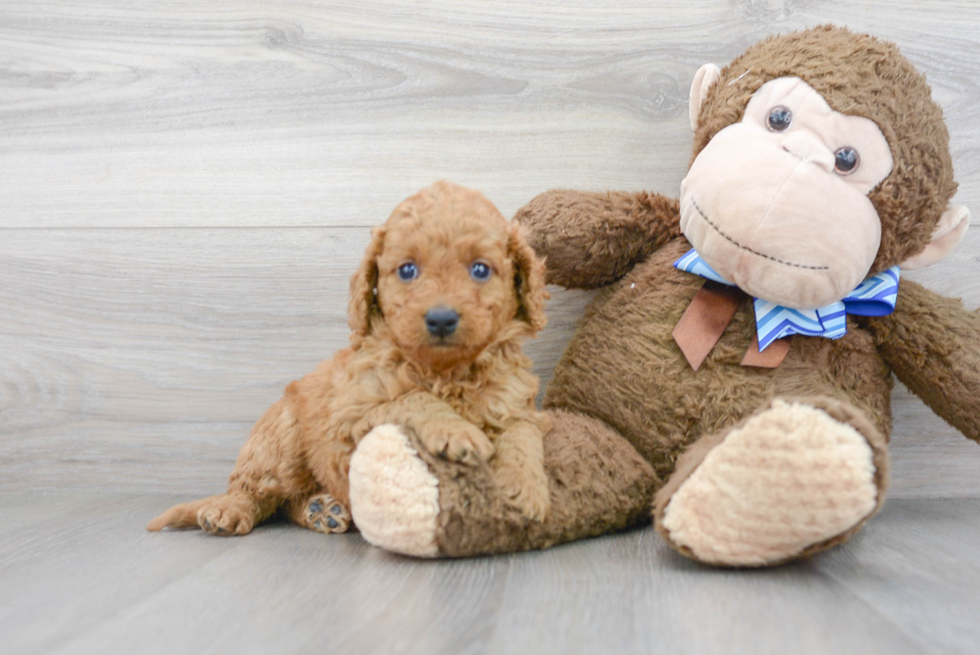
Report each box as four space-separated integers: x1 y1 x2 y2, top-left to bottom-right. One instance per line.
690 197 829 271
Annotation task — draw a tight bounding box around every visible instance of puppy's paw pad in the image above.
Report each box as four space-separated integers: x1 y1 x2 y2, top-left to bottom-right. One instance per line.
305 494 351 534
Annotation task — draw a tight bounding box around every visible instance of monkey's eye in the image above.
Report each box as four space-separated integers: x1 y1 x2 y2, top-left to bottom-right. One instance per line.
470 261 492 282
397 261 419 281
767 106 793 132
834 147 860 175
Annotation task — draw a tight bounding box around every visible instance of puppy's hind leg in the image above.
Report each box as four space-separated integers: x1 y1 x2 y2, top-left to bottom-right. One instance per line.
146 492 270 536
147 397 309 536
147 495 224 532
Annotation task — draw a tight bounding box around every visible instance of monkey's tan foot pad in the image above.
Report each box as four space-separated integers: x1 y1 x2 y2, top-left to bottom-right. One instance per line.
656 400 880 567
303 494 351 534
349 424 441 557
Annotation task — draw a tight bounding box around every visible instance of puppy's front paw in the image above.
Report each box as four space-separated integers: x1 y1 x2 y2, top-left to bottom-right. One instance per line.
417 419 493 466
497 469 551 521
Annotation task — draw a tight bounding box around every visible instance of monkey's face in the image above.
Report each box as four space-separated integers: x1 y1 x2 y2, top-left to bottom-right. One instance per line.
680 77 894 309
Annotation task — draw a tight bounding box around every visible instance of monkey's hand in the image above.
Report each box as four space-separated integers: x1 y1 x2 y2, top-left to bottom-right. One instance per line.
514 190 681 289
864 279 980 444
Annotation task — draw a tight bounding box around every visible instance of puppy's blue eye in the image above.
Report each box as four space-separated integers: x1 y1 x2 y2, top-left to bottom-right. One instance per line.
397 262 418 281
470 262 491 282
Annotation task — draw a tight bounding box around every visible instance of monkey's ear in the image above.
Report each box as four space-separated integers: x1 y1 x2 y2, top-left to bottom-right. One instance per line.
901 205 970 270
689 63 722 132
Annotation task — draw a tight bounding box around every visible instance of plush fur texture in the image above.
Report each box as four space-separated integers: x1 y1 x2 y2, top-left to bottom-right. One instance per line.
514 190 681 289
351 409 661 556
681 75 898 308
147 180 552 536
348 424 441 557
342 28 979 567
656 398 886 566
862 279 980 443
694 25 957 274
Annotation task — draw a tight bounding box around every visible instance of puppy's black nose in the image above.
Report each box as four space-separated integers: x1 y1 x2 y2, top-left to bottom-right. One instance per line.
425 307 459 338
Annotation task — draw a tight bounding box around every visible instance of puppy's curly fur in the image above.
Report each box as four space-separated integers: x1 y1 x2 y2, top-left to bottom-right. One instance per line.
148 181 552 536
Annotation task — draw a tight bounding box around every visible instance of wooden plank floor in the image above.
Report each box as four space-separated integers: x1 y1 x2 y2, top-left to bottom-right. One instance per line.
1 493 979 655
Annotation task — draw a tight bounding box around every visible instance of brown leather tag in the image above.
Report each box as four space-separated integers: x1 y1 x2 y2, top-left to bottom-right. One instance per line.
740 333 791 368
672 281 743 371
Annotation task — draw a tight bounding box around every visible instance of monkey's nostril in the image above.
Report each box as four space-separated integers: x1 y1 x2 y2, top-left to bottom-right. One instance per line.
782 132 834 171
425 307 459 338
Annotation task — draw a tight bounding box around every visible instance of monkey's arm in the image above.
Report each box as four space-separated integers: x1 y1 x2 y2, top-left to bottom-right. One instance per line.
863 279 980 443
514 190 681 289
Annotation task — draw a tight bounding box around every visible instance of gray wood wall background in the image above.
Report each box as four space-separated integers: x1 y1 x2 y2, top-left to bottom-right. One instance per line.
2 0 979 497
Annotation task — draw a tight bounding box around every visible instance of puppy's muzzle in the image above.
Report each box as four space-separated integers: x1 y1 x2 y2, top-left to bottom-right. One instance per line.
425 306 459 339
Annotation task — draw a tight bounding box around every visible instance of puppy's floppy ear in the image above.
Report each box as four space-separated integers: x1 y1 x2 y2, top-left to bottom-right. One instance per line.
348 225 386 336
508 221 548 333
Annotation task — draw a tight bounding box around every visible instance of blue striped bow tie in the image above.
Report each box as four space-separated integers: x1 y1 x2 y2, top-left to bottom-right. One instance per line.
674 249 900 351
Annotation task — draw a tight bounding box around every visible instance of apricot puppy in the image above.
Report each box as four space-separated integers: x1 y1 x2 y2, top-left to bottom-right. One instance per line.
148 181 552 536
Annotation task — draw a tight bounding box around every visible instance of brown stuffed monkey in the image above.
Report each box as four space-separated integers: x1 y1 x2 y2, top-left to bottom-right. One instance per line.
346 26 980 566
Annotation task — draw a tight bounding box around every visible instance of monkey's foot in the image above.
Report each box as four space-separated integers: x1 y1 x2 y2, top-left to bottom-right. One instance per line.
348 424 441 557
654 397 888 567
